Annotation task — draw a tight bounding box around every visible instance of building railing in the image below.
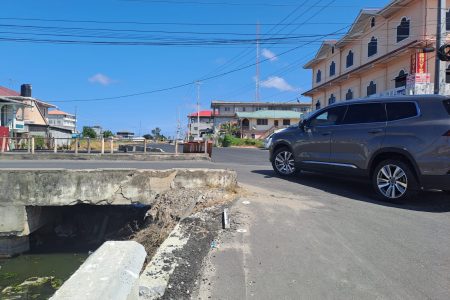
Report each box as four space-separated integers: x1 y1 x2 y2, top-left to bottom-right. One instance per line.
0 137 163 155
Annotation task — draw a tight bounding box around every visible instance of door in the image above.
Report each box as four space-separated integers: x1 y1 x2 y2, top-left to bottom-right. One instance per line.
330 102 387 169
294 105 347 164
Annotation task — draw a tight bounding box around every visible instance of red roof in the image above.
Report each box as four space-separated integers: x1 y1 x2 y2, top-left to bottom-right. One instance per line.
0 86 19 96
188 110 213 118
48 109 72 116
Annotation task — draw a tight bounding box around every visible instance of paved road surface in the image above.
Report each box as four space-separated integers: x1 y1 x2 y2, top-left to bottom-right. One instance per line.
1 148 449 299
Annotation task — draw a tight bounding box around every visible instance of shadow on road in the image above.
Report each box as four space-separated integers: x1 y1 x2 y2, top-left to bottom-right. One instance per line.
251 169 450 213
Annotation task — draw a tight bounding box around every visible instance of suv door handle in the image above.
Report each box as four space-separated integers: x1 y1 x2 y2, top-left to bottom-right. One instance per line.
368 129 383 134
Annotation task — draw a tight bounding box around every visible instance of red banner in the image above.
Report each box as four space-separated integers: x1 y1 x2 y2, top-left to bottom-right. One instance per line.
410 51 427 74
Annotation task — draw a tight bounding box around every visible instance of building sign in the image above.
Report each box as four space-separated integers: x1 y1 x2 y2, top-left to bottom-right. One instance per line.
410 51 427 74
407 73 431 85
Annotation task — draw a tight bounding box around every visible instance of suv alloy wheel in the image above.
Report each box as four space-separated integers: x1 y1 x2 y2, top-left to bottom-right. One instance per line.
272 147 298 176
372 159 418 202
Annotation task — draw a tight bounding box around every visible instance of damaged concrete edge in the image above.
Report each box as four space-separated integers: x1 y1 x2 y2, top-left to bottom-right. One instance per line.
0 153 210 161
138 224 189 299
0 168 238 207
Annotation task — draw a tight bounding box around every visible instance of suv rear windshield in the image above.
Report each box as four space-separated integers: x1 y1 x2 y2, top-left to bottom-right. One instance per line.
444 100 450 115
386 102 418 121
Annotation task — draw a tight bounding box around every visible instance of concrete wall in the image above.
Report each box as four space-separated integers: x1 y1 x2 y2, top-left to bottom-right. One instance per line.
51 241 146 300
0 168 237 207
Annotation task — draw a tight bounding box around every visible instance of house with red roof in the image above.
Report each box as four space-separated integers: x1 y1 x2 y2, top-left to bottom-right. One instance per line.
187 110 214 139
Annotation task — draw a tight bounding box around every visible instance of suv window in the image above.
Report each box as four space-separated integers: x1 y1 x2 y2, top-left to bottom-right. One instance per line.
443 100 450 115
309 106 347 127
342 103 386 124
386 102 418 121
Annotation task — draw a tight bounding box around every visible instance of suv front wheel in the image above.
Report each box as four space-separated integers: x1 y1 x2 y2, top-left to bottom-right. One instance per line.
272 147 298 177
372 159 418 202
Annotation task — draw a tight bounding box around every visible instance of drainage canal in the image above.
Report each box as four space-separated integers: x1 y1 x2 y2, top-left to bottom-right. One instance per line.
0 204 150 300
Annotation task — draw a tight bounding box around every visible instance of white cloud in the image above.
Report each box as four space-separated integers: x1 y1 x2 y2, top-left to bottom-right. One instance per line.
261 48 278 62
260 76 296 92
88 73 115 86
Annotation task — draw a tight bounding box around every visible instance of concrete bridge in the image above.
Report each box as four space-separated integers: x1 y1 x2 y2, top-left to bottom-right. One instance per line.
0 168 237 256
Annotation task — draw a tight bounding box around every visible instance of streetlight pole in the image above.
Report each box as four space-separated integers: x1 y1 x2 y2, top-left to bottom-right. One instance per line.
434 0 447 95
196 81 201 140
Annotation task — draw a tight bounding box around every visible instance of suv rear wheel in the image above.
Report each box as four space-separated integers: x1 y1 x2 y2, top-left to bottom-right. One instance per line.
272 147 298 177
372 159 418 202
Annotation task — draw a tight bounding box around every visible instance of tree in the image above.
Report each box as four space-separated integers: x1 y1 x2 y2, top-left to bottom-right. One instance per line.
82 126 97 138
220 122 240 137
151 127 162 140
143 134 153 140
103 130 114 138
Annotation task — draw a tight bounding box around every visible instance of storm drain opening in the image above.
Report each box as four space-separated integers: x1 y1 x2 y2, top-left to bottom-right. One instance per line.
29 204 151 254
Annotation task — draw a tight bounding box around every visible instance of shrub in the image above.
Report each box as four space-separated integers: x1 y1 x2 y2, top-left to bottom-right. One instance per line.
221 134 233 147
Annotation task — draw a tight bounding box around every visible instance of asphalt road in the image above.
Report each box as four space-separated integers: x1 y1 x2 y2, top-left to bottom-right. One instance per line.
1 148 449 299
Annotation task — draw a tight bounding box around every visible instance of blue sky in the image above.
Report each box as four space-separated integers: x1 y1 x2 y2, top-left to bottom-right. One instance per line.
0 0 389 137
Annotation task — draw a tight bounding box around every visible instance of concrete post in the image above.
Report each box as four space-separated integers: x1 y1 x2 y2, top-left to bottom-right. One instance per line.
175 140 178 154
75 138 79 155
54 138 57 153
87 138 91 154
101 138 105 154
110 138 114 154
31 137 35 154
1 136 5 153
144 139 147 153
27 137 30 153
204 139 208 154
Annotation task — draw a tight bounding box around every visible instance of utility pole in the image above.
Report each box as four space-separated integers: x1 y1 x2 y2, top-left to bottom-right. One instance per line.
434 0 447 95
255 22 260 102
196 81 201 140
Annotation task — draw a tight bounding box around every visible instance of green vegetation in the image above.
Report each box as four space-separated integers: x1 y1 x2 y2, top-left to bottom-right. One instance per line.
143 134 153 140
219 134 263 148
102 130 114 138
82 126 97 139
34 136 45 150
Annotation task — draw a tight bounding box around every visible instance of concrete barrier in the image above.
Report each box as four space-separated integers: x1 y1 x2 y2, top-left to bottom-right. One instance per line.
0 168 237 257
0 152 209 161
51 241 146 300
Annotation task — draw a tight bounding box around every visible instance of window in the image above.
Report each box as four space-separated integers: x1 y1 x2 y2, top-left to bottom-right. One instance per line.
274 120 279 127
283 119 291 126
331 46 335 54
328 94 336 105
315 101 321 110
342 103 386 124
443 100 450 115
309 106 347 127
224 107 231 112
316 70 322 83
242 107 246 112
367 81 377 96
346 50 354 68
397 17 410 43
386 102 418 121
371 17 376 28
368 37 378 57
329 61 336 77
345 89 353 100
395 70 408 88
447 9 450 31
257 119 268 126
446 65 450 83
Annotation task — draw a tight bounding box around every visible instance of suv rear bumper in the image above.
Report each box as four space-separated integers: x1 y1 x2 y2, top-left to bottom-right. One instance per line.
420 174 450 191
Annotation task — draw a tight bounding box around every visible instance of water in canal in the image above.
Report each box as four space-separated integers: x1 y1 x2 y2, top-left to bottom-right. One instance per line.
0 252 87 299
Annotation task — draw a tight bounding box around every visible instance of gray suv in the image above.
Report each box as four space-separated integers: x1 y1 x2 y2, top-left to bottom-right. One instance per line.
270 95 450 202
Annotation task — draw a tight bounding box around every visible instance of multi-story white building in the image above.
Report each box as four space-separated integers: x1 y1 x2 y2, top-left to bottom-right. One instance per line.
47 110 77 133
187 110 214 139
303 0 450 109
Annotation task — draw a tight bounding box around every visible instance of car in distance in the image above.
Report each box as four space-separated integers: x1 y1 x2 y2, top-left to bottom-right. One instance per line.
269 95 450 202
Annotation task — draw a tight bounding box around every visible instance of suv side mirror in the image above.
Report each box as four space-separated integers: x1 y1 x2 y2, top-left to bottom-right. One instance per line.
299 120 307 131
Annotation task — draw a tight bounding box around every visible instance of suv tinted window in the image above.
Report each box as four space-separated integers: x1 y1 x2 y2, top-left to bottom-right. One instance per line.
443 100 450 115
342 103 386 124
309 106 347 127
386 102 418 121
